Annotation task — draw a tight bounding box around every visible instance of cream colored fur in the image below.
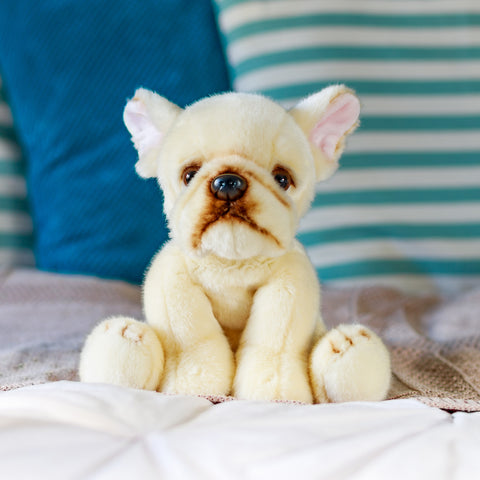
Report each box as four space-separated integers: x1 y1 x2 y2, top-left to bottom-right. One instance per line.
79 86 391 403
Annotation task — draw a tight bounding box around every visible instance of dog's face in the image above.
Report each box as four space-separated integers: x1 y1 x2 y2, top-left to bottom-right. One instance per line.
124 87 359 260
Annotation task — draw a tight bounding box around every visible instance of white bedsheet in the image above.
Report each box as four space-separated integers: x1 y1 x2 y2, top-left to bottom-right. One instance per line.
0 381 479 480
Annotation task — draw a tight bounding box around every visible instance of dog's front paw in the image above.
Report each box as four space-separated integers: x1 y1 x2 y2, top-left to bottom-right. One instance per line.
79 317 164 390
233 347 313 403
310 325 391 403
160 337 235 397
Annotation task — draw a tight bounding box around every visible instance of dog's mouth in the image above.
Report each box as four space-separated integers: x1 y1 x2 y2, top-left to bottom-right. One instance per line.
191 198 283 252
218 202 249 222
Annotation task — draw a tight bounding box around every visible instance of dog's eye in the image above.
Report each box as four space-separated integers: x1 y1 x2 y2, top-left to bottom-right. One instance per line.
182 166 200 186
272 166 294 190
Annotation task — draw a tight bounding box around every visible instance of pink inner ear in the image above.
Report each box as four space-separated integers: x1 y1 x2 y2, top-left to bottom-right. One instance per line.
124 98 149 137
309 93 360 160
124 98 163 156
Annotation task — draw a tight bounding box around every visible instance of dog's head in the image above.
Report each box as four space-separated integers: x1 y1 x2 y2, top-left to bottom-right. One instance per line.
124 86 359 260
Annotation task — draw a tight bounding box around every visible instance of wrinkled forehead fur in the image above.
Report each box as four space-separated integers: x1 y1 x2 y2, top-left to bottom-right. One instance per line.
160 93 316 217
124 85 360 257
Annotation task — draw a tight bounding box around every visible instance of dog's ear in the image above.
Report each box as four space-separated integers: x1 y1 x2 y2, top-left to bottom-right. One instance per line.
289 85 360 181
124 88 181 178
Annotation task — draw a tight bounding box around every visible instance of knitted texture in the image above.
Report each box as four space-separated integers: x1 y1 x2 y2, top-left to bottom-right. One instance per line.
322 286 480 412
1 269 479 412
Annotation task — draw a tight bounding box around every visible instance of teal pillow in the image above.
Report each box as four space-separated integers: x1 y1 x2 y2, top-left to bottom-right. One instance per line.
0 76 33 267
0 0 230 284
214 0 480 295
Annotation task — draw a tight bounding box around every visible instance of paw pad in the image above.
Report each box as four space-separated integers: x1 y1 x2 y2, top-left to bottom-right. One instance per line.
359 329 371 339
121 324 144 343
329 341 340 354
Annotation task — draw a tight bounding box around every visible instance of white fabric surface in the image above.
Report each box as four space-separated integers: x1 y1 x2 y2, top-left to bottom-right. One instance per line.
0 381 479 480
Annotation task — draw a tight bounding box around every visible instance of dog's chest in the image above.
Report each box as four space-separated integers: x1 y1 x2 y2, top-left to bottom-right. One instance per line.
203 282 257 352
188 255 273 332
205 285 254 330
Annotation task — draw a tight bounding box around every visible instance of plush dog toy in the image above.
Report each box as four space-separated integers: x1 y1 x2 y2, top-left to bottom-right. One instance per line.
79 85 391 403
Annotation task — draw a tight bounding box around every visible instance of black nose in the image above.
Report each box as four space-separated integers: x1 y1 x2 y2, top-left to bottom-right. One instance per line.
211 173 247 201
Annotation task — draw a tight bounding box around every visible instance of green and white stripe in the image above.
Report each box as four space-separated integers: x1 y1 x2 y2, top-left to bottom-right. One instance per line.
0 76 34 266
214 0 480 294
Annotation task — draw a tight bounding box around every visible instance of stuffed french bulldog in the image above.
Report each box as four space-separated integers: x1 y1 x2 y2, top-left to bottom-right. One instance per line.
79 86 391 403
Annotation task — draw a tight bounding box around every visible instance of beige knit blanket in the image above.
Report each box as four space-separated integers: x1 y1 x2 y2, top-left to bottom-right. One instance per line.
1 269 479 411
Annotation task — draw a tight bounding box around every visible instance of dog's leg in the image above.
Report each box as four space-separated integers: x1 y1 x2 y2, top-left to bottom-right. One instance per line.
79 316 164 390
233 251 319 403
309 324 391 403
144 246 235 397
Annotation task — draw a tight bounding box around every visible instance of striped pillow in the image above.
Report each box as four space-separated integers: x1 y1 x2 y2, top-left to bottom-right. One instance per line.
213 0 480 295
0 77 33 267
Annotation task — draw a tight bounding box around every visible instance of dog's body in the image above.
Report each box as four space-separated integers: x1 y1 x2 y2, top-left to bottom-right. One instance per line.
79 86 391 403
142 239 322 403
